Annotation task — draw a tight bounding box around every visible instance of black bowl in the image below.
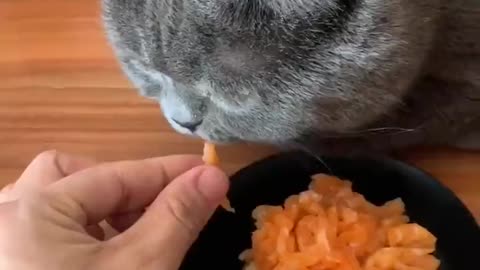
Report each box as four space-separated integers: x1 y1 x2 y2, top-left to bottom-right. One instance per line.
181 151 480 270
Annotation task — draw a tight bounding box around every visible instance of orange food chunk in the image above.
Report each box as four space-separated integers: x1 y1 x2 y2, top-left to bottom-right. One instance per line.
387 223 437 248
202 142 220 166
240 175 439 270
202 142 234 213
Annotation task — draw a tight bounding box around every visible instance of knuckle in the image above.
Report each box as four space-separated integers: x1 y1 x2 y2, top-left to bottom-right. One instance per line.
30 150 71 177
30 150 62 171
101 164 132 209
20 190 87 224
33 150 59 164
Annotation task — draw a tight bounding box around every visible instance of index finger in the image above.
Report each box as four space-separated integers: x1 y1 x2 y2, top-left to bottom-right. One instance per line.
45 155 203 226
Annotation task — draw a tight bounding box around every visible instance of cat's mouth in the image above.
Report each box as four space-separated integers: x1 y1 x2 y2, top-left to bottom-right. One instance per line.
166 117 240 144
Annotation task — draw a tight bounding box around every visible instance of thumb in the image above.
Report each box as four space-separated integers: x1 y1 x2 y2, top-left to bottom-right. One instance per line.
111 166 229 269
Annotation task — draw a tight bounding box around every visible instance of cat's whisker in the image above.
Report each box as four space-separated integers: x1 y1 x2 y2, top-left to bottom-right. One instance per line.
314 155 333 174
297 144 334 174
319 125 423 139
343 127 418 134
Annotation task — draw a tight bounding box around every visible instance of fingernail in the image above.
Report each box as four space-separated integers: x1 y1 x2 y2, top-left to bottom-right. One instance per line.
197 167 229 203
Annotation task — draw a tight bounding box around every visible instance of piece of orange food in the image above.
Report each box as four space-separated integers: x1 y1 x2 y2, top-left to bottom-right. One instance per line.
240 174 439 270
202 142 235 213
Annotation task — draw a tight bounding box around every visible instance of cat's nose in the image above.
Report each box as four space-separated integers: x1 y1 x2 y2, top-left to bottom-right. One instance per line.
172 119 203 133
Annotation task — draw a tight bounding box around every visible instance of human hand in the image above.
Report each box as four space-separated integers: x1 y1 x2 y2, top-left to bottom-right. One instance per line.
0 150 229 270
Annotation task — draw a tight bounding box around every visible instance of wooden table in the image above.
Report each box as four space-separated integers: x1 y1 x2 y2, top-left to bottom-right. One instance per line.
1 0 479 222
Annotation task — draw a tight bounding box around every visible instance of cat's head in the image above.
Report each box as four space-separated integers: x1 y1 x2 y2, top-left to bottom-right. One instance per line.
103 0 440 147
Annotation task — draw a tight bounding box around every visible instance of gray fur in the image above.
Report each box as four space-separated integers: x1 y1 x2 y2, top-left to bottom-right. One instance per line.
102 0 480 155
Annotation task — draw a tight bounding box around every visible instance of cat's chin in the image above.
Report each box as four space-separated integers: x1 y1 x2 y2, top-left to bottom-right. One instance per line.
195 131 240 145
198 136 240 145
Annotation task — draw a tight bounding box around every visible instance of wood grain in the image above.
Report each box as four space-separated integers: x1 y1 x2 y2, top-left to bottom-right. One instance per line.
0 0 479 222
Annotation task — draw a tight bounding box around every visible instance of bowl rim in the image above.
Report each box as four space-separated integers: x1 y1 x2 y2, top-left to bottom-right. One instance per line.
230 151 478 224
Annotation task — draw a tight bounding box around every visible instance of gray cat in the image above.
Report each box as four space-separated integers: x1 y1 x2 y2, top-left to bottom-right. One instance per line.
102 0 479 156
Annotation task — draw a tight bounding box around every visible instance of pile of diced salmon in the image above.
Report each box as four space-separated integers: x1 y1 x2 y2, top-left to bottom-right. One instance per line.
240 174 439 270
